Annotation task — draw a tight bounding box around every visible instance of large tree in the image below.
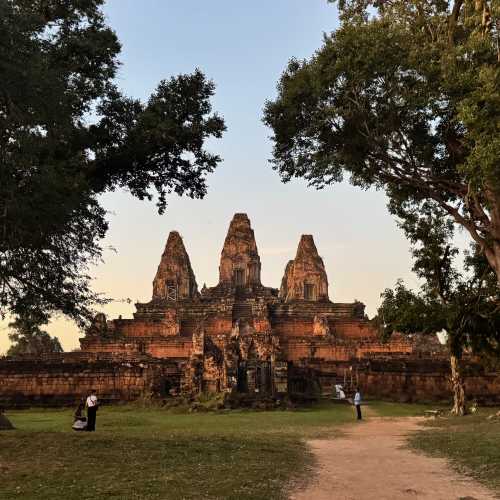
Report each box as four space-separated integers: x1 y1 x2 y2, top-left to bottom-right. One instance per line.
0 0 225 326
6 312 63 357
377 202 500 415
264 1 500 282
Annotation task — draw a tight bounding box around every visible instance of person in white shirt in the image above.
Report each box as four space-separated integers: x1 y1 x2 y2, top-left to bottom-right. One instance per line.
335 384 346 399
354 387 362 420
85 389 98 431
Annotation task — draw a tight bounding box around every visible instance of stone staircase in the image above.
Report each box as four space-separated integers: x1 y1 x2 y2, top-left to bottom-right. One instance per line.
232 302 254 324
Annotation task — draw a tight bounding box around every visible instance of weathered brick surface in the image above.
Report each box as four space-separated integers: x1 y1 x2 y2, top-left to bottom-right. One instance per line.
0 359 146 407
280 235 329 302
218 213 262 287
291 358 500 403
152 231 198 301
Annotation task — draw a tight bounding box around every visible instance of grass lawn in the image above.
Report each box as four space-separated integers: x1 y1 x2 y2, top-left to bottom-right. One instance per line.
368 400 449 417
407 407 500 494
0 402 354 500
3 401 499 499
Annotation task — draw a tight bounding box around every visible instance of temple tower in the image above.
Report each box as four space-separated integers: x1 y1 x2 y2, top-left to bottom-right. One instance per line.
218 213 262 288
152 231 198 301
280 235 329 302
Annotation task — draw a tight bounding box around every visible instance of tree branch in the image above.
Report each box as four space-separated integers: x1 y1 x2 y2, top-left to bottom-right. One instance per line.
448 0 464 45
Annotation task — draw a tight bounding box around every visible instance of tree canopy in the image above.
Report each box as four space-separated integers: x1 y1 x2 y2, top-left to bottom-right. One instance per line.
0 0 226 326
264 0 500 282
7 313 63 357
376 201 500 413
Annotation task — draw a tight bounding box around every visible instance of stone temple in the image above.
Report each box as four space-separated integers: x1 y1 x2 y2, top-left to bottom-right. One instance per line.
1 214 499 406
79 213 403 396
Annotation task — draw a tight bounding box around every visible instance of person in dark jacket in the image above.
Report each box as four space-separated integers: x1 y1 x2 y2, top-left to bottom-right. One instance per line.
72 398 87 431
354 387 362 420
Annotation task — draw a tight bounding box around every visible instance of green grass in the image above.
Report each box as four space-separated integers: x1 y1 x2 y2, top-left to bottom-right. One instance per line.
408 407 500 494
5 401 498 498
368 400 449 417
0 402 354 500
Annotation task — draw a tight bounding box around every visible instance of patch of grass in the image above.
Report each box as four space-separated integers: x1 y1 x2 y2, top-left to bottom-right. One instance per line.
409 407 500 493
369 401 448 418
0 402 353 500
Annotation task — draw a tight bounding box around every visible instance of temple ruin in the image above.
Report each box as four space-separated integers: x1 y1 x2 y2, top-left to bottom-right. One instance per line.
1 213 499 406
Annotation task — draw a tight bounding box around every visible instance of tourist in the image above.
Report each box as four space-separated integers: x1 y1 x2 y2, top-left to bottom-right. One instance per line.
85 389 99 431
354 387 362 420
72 398 87 431
335 384 346 399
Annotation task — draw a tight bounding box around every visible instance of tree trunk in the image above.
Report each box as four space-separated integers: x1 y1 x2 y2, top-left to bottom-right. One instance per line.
491 239 500 286
483 186 500 286
450 351 468 416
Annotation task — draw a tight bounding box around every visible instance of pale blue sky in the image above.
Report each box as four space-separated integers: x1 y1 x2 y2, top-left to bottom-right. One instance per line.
1 0 424 353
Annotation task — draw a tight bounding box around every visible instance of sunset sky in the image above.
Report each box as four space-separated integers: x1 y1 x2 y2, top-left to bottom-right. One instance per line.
0 0 436 353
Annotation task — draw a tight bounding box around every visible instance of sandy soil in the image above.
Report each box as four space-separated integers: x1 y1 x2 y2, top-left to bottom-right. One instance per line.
290 415 497 500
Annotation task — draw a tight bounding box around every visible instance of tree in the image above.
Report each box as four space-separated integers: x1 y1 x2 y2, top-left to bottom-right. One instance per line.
0 0 226 327
263 1 500 282
7 313 63 357
377 202 500 415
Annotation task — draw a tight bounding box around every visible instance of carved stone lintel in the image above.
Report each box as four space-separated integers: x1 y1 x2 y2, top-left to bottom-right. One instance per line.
161 308 180 337
313 315 330 337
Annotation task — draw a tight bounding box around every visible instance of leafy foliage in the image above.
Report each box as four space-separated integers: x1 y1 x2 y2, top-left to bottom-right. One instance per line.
264 0 500 281
0 0 225 326
7 313 63 357
377 202 500 359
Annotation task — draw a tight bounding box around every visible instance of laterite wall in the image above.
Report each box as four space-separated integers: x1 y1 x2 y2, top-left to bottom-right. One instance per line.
0 355 183 408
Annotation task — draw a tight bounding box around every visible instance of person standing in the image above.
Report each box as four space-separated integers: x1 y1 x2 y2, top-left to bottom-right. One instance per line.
85 389 98 431
354 387 362 420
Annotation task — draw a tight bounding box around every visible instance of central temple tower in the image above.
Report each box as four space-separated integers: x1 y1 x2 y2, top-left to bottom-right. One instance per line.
218 213 262 288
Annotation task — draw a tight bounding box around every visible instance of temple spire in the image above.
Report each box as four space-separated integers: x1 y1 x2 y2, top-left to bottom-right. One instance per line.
152 231 198 301
219 213 262 287
279 235 329 302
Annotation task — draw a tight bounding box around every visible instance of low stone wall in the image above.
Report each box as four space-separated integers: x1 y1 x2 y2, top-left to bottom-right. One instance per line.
290 357 500 404
359 358 500 404
2 354 499 407
0 356 182 408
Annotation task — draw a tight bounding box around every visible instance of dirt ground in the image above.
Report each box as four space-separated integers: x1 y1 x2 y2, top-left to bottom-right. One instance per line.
290 415 497 500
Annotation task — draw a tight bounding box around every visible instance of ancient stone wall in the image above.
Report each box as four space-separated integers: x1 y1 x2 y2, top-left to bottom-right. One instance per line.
273 319 314 337
358 359 500 404
2 352 499 406
290 358 500 404
203 317 233 336
282 341 354 362
0 358 149 407
0 354 184 407
80 338 192 359
108 312 180 338
333 319 378 339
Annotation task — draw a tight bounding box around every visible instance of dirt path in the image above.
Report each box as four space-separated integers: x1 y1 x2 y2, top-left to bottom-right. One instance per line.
290 415 497 500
